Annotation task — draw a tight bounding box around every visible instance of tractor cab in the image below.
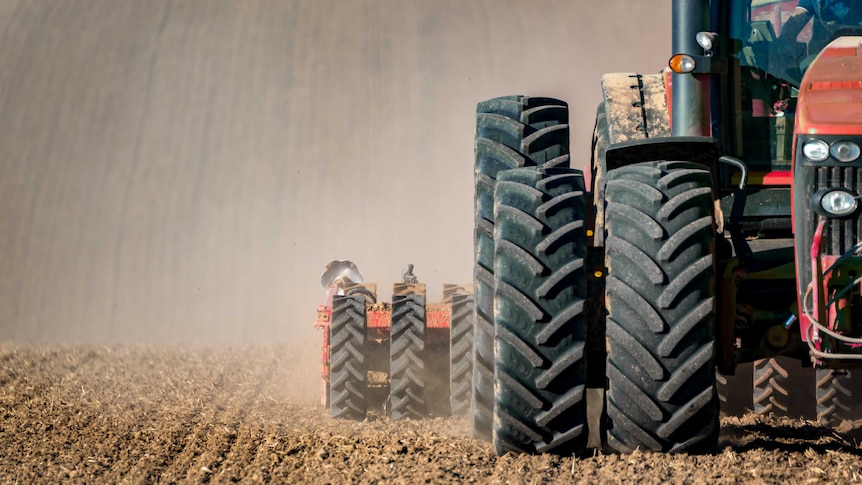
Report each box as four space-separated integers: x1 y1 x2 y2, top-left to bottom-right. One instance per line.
661 0 862 368
726 0 862 169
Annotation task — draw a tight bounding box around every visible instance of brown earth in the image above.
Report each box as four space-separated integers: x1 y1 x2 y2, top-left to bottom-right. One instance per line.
3 344 862 484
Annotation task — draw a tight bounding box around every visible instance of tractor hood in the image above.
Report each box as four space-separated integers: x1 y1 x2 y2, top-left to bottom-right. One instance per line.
796 37 862 136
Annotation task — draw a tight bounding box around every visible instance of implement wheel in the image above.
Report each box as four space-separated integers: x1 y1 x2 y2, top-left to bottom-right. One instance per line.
450 292 475 417
330 295 368 421
390 293 427 420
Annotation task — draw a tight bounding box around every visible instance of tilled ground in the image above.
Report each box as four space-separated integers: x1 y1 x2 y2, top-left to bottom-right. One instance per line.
2 344 862 484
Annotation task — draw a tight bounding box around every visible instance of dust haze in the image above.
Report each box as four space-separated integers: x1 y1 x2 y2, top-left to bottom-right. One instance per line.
0 1 670 344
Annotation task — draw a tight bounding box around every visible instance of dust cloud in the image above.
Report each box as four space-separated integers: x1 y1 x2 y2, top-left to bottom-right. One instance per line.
0 0 670 344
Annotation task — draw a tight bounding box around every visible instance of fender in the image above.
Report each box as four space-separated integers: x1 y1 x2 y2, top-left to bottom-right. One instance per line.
595 74 718 234
593 73 682 247
605 136 719 175
600 72 671 143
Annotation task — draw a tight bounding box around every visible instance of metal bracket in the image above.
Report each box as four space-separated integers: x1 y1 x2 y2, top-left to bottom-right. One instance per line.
719 156 752 261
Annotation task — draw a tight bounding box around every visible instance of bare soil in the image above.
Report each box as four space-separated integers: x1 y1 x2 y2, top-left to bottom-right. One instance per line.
1 344 862 484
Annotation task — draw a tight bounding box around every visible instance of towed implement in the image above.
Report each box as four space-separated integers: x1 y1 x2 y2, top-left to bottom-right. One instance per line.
314 260 474 420
471 0 862 456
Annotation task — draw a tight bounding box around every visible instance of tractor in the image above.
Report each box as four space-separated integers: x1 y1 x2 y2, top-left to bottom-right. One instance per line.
313 260 474 420
470 0 862 456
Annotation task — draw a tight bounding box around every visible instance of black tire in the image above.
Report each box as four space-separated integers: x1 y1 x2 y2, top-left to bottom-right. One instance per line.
586 103 610 391
450 292 475 418
816 368 861 425
473 95 569 440
715 372 728 407
715 370 749 416
753 357 790 416
443 284 471 303
492 167 589 455
715 363 754 416
590 102 609 247
390 293 427 420
604 161 719 454
330 295 367 421
346 286 377 305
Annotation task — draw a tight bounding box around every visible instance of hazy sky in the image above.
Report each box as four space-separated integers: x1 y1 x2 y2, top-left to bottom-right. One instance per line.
0 0 670 343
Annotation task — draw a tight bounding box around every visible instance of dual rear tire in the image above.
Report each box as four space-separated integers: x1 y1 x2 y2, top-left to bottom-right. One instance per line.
603 161 719 453
473 96 570 440
474 96 720 455
492 167 589 455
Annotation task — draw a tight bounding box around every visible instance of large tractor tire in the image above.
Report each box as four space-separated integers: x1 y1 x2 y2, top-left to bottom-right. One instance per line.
346 285 377 304
330 294 368 421
586 103 610 391
450 292 475 417
816 368 862 425
390 293 427 420
715 371 731 414
603 161 719 454
590 102 610 247
492 167 589 455
753 357 790 416
473 95 569 440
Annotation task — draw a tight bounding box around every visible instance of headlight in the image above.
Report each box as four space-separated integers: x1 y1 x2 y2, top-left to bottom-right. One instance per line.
803 139 830 162
696 32 718 51
816 189 858 217
831 141 861 162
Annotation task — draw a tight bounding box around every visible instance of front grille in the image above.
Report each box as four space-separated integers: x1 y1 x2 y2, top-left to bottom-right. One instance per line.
815 166 862 254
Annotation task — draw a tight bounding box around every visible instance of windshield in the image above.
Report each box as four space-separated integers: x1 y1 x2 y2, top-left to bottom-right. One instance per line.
725 0 862 167
731 0 862 87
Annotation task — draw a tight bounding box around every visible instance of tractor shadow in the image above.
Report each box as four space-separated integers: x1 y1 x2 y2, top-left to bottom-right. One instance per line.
719 415 862 457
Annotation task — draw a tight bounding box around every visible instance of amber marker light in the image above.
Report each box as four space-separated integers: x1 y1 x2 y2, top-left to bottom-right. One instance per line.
669 54 696 74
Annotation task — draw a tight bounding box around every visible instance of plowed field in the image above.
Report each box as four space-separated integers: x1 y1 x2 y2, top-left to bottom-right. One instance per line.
2 345 862 484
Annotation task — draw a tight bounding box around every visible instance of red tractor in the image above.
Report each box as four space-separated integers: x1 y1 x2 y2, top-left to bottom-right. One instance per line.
470 0 862 456
314 260 474 420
